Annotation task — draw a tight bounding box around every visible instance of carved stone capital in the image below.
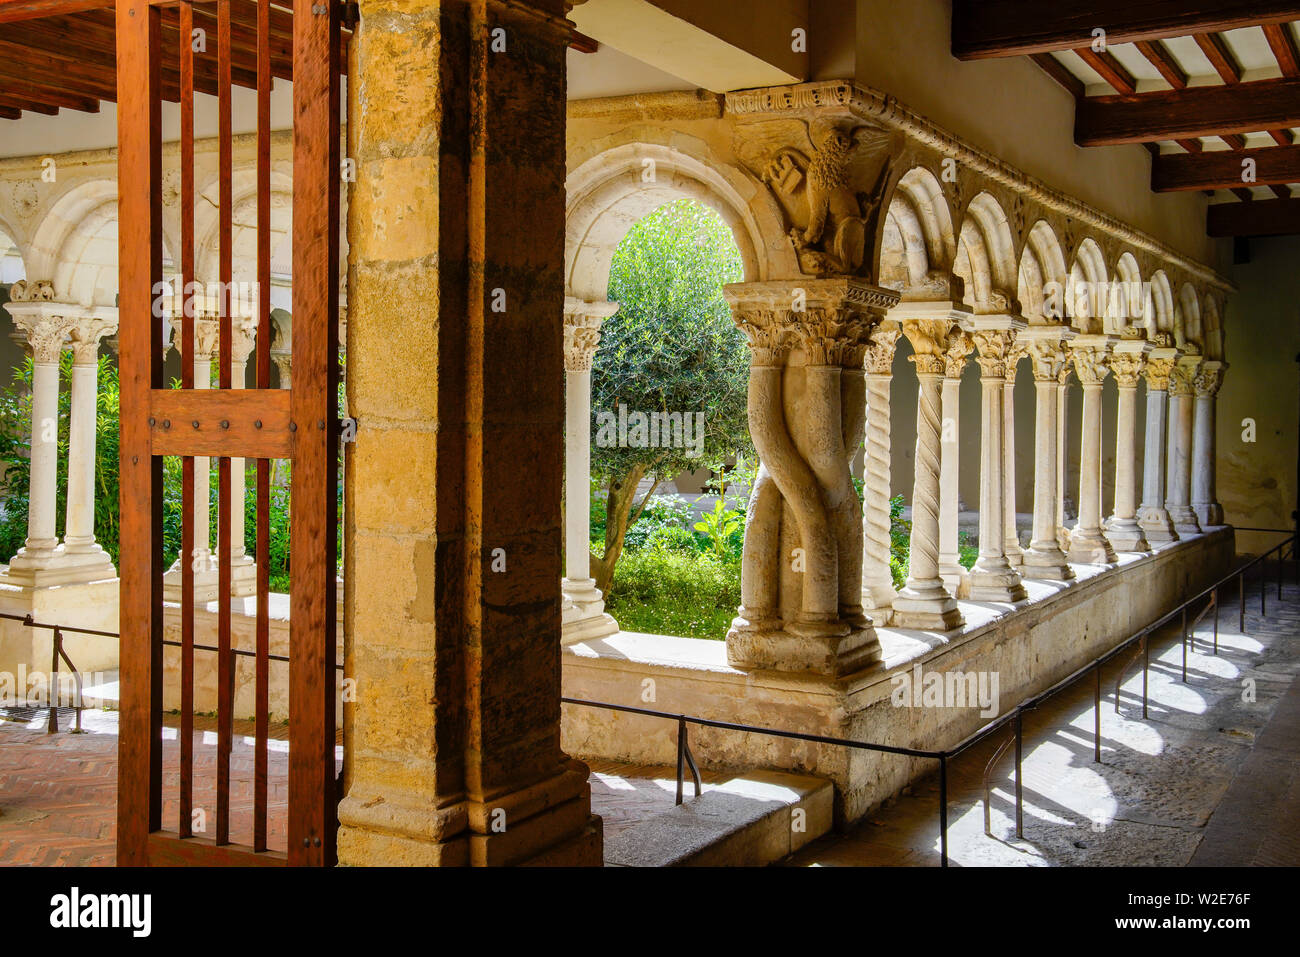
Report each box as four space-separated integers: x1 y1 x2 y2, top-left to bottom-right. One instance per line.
67 313 119 365
862 323 901 375
1143 355 1177 391
726 278 897 368
8 278 56 302
8 304 76 363
971 328 1018 379
1194 364 1224 397
942 329 973 378
563 297 618 373
169 314 222 360
1069 343 1111 386
1109 351 1145 388
1168 361 1197 397
1026 338 1067 382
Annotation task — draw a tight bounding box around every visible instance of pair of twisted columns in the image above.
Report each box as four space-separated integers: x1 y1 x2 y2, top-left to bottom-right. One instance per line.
726 278 898 675
3 282 118 586
560 297 618 645
161 311 259 602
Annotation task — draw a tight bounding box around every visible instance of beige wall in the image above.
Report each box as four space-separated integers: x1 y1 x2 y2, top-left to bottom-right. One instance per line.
1218 236 1300 555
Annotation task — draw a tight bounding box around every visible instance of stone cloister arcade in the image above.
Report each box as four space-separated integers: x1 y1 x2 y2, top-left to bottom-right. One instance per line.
0 31 1236 862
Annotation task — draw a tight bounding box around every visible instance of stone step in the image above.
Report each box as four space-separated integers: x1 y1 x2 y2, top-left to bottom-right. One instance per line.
603 770 833 867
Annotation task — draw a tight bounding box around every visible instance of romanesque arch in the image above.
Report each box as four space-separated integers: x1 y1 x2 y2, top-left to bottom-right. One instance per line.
1017 220 1067 323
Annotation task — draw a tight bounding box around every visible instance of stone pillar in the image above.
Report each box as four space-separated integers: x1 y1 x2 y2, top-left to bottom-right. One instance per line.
1056 361 1072 552
227 315 258 597
1066 335 1117 564
561 297 618 644
1137 347 1179 543
726 279 897 671
1105 340 1151 552
58 310 119 581
163 314 221 603
337 0 600 867
969 321 1027 602
860 322 901 622
1020 329 1075 580
1166 355 1202 535
937 329 972 598
892 316 965 630
1191 361 1225 527
3 288 75 586
1003 338 1028 567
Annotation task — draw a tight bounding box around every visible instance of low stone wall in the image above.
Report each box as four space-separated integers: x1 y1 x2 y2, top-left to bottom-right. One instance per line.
561 526 1236 825
161 593 347 727
0 578 120 685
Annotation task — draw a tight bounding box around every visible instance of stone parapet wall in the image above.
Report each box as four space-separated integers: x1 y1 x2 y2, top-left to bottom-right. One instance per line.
562 527 1235 824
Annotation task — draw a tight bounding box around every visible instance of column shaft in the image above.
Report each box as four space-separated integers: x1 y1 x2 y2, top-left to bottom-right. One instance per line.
1021 336 1074 580
1106 348 1149 552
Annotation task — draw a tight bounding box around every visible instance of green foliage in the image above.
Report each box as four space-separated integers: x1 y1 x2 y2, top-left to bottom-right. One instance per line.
889 493 910 589
602 546 741 641
693 497 743 558
619 494 695 550
594 198 749 481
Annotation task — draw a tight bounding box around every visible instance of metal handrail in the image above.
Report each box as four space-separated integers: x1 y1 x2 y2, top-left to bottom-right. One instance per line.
565 529 1298 867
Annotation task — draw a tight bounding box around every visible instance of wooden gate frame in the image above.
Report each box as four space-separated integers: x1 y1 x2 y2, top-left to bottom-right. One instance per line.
116 0 340 867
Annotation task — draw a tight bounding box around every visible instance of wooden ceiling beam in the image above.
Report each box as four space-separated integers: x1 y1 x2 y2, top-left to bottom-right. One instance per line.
1032 52 1086 97
1208 194 1300 235
1265 21 1300 74
1076 75 1300 145
0 0 111 24
1136 38 1189 88
0 92 59 115
1075 46 1137 93
1153 141 1300 189
1194 32 1244 83
953 0 1300 59
0 72 100 112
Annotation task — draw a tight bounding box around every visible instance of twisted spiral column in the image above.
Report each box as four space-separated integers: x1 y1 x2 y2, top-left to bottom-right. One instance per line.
861 326 899 618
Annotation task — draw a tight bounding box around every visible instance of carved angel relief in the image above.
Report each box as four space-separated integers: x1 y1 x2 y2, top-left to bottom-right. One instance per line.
738 118 896 277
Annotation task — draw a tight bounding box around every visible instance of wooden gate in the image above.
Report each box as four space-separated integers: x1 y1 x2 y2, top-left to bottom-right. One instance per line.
116 0 341 866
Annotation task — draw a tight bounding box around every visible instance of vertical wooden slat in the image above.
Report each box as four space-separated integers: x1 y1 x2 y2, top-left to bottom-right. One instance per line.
116 0 164 867
254 0 272 854
215 0 233 848
179 0 196 841
289 0 340 867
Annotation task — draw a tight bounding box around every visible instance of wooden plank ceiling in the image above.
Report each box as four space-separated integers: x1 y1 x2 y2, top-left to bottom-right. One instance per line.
952 1 1300 237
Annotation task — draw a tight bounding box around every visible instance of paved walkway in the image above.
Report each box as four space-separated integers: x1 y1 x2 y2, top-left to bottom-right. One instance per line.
787 566 1300 866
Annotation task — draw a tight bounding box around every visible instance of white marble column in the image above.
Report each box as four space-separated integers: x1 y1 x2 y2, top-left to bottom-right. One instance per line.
970 322 1028 602
938 330 973 598
1137 347 1179 543
1067 335 1117 564
1055 362 1072 552
1166 355 1202 536
1191 361 1225 527
861 322 901 622
57 310 119 581
163 314 221 602
3 285 75 586
227 315 258 597
1105 341 1151 552
893 316 964 630
1003 339 1028 567
561 297 619 644
1020 330 1075 580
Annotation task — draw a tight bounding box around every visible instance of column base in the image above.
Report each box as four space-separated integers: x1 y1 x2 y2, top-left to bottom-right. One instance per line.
1137 506 1179 543
726 614 881 676
1194 503 1224 527
1021 542 1075 581
968 559 1028 602
162 556 259 603
1169 505 1202 536
3 544 118 587
1104 517 1150 553
561 578 619 645
939 562 969 600
1005 542 1024 569
862 579 896 627
1067 527 1117 564
890 581 964 631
